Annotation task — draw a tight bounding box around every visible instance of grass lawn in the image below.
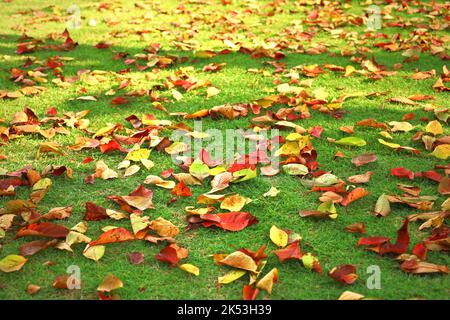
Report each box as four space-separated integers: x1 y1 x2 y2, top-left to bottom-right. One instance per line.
0 0 449 300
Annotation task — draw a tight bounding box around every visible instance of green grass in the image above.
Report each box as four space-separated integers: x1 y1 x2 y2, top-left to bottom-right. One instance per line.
0 0 449 300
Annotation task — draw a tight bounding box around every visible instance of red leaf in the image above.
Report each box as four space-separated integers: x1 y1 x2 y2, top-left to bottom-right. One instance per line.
201 212 258 231
128 252 145 265
242 285 259 300
274 241 302 262
99 140 121 153
310 125 324 138
345 222 366 234
111 96 129 105
357 236 391 246
53 275 69 289
390 167 414 180
415 170 442 183
412 243 427 260
16 222 69 239
237 244 267 267
83 202 109 221
155 243 188 266
19 239 57 256
171 181 192 197
199 148 221 167
359 219 410 255
45 107 57 116
328 264 358 285
82 157 94 164
95 41 112 49
160 168 173 179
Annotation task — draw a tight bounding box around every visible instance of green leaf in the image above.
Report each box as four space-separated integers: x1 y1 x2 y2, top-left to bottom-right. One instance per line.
189 159 210 181
232 168 256 183
335 137 367 147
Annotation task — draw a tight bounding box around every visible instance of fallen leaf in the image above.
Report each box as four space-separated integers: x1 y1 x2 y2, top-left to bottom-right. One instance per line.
27 284 41 295
341 187 369 207
155 243 188 266
269 225 288 247
351 153 377 167
219 251 257 272
97 273 123 292
335 137 366 147
86 227 134 250
220 194 252 211
128 252 145 265
256 268 278 294
338 291 365 300
83 245 105 262
391 167 414 180
329 265 358 284
274 241 302 262
218 270 247 284
374 194 391 217
179 264 200 276
0 255 27 272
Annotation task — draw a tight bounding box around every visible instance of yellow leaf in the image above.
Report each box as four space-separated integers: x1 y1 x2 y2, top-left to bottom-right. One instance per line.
185 131 210 139
140 158 154 170
71 221 88 233
206 86 220 98
130 213 150 235
338 291 365 300
150 217 179 237
431 144 450 160
344 65 356 77
263 186 280 197
0 255 27 272
379 131 393 139
275 141 300 156
144 175 176 189
66 231 91 246
171 89 183 101
218 269 247 284
106 209 128 220
126 148 150 162
270 225 288 247
179 264 200 276
36 142 64 159
389 121 414 132
220 251 257 272
425 120 443 136
124 164 140 177
256 268 278 294
165 142 189 155
83 245 105 262
378 139 400 149
220 194 252 211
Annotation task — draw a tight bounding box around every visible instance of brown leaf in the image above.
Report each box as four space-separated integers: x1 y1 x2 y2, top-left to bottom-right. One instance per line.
128 252 145 265
16 222 69 239
97 273 123 292
83 202 109 221
351 153 377 167
347 171 373 184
